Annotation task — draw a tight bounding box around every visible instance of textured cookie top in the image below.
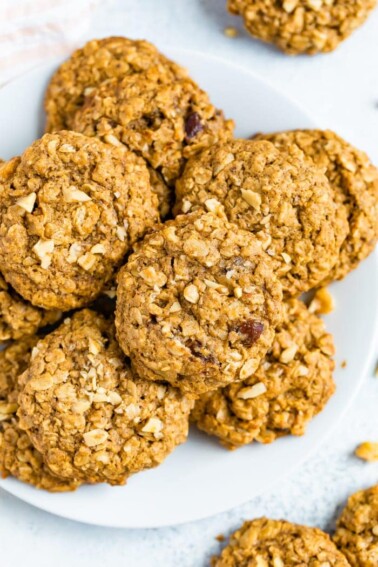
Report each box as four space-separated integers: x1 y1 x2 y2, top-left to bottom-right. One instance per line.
333 485 378 567
175 139 345 296
18 310 192 485
192 298 335 449
0 131 159 311
256 130 378 282
227 0 377 55
45 37 187 132
213 517 350 566
0 273 61 342
115 209 283 397
72 71 234 185
0 338 78 492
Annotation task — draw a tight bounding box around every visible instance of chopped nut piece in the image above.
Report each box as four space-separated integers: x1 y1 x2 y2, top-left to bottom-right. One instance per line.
205 198 222 212
355 442 378 462
116 226 126 242
141 417 163 435
241 188 262 210
104 133 123 147
240 359 258 380
77 253 97 271
63 186 91 202
238 382 267 399
33 239 54 269
309 287 334 315
16 192 37 213
91 243 106 255
224 26 239 38
183 284 200 304
280 344 298 363
83 429 109 447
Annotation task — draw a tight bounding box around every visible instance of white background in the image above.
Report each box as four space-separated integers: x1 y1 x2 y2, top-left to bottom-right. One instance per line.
1 1 378 565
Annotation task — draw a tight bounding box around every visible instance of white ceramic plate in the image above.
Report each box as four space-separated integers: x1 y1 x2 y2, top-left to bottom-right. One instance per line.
0 49 377 529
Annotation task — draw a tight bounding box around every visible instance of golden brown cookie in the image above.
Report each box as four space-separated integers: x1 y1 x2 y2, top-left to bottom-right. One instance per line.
44 37 187 132
0 132 159 311
227 0 377 55
213 517 350 566
192 298 335 448
72 70 233 186
115 209 283 397
0 338 78 492
333 485 378 566
0 273 61 342
175 139 346 296
18 310 192 485
255 130 378 283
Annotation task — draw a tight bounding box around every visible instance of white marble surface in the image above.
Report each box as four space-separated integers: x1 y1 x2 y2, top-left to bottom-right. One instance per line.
1 1 378 566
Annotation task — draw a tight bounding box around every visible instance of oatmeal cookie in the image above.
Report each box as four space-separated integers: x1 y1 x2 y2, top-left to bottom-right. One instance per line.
0 273 61 342
175 139 346 296
115 209 283 397
44 37 187 132
213 518 350 566
333 485 378 566
0 338 78 492
0 131 159 311
227 0 377 55
18 310 192 485
255 130 378 282
72 71 233 186
192 298 335 448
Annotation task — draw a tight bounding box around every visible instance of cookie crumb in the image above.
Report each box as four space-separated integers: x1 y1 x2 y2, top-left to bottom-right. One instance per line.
224 26 239 38
216 534 225 542
309 287 334 315
341 360 347 369
355 442 378 462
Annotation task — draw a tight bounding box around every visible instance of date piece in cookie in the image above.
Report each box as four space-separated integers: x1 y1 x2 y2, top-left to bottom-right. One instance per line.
44 36 187 132
333 485 378 566
175 139 346 296
116 209 283 397
255 129 378 283
213 517 350 566
72 70 234 186
0 338 79 492
18 310 192 485
192 298 335 448
0 132 159 311
227 0 377 55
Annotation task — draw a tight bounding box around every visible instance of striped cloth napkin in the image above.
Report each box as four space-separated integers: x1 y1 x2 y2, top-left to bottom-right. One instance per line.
0 0 108 85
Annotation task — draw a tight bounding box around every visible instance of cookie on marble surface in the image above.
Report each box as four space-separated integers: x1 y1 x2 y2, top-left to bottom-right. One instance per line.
227 0 377 55
115 209 283 397
175 139 347 296
0 338 79 492
333 485 378 566
213 517 350 566
192 298 335 449
18 310 192 485
0 273 61 342
72 70 233 186
255 129 378 283
0 131 159 311
44 37 187 133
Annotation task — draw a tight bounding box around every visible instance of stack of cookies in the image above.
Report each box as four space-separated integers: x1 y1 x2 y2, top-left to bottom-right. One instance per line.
0 37 377 492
